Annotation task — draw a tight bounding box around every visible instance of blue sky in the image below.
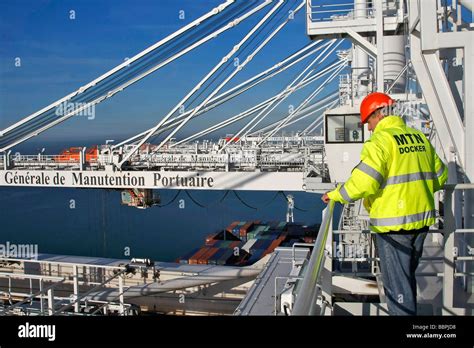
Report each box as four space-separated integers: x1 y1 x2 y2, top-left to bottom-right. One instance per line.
0 0 345 149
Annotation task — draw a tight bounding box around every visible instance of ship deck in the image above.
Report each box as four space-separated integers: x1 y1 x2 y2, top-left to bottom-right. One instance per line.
234 247 310 315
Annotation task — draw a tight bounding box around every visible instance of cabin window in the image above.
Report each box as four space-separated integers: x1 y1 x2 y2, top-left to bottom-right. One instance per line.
325 114 364 143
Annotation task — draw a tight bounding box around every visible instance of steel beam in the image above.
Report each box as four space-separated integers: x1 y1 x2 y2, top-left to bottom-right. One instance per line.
375 0 384 92
344 28 377 57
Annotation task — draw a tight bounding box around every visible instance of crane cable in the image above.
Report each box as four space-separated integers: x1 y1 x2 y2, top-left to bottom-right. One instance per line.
156 190 182 208
232 190 258 210
184 190 207 208
149 0 293 145
157 188 317 212
184 0 288 111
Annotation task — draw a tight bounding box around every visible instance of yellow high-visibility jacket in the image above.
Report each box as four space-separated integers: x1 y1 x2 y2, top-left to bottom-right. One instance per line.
327 116 448 233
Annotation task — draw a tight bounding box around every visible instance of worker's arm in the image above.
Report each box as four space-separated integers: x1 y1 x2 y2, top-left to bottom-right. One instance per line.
433 150 448 192
327 136 389 204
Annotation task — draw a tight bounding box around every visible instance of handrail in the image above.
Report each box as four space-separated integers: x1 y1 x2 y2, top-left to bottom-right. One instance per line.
6 278 66 312
292 199 334 315
0 256 126 271
307 0 401 22
0 272 64 281
442 183 474 314
444 183 474 190
53 269 127 315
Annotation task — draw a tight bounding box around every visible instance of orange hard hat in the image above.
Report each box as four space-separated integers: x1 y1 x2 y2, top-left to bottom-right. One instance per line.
360 92 395 124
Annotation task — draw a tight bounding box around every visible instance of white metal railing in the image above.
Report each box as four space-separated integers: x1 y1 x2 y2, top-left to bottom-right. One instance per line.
307 0 400 22
2 153 312 171
0 272 66 315
12 154 74 163
3 153 98 166
292 200 334 315
0 257 128 316
339 74 352 102
442 183 474 315
307 1 376 22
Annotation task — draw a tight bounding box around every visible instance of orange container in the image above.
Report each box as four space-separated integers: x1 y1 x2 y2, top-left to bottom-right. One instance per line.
199 247 219 264
226 221 240 233
205 239 218 247
263 236 286 256
55 146 98 162
239 222 254 236
229 241 241 249
189 248 208 265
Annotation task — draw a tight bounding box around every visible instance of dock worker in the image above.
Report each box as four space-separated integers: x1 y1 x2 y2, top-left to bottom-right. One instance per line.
322 92 448 315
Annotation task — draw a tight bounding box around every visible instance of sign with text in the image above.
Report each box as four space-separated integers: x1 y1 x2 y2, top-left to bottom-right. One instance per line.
0 170 305 191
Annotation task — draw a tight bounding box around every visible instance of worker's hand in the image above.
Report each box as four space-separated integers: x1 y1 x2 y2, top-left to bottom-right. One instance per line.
321 193 330 204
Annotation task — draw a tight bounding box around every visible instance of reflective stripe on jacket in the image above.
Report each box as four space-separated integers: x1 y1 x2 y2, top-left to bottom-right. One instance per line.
327 116 448 233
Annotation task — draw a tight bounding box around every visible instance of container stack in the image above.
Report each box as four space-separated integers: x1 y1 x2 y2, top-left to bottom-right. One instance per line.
177 221 318 266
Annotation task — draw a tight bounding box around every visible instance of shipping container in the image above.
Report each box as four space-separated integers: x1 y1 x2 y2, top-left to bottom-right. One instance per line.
232 222 245 235
211 240 222 248
225 221 240 233
247 229 264 240
217 249 234 265
250 239 273 253
233 221 245 230
219 241 232 248
239 221 254 236
247 249 265 265
196 247 211 265
199 247 219 264
177 247 200 264
207 248 228 265
205 238 218 246
262 239 274 249
270 221 280 228
263 236 286 256
231 230 240 238
181 221 307 266
258 233 279 240
251 239 263 250
189 247 209 265
226 248 249 265
56 146 98 163
229 241 242 249
242 239 257 252
213 230 241 241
